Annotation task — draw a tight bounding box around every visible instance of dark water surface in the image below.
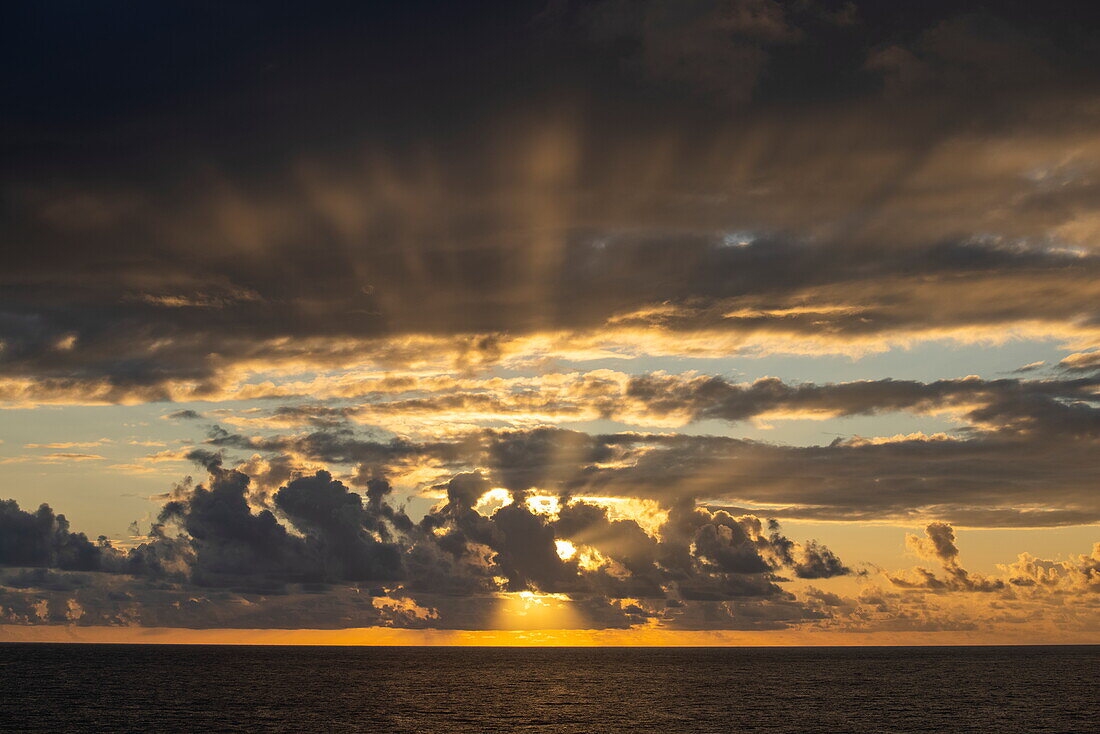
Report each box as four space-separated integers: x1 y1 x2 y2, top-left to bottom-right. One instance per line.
0 644 1096 732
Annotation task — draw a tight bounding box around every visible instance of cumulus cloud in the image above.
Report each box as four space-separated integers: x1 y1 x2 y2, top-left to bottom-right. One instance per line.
0 500 107 572
0 451 852 629
795 524 1100 637
889 523 1004 592
1000 543 1100 594
3 491 1092 635
795 522 1100 638
876 521 1098 601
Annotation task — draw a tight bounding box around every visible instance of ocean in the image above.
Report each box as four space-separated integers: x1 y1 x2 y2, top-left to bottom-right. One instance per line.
0 644 1096 732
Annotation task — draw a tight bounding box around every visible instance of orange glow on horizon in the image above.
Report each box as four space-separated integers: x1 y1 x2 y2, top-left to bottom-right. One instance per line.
2 624 1094 647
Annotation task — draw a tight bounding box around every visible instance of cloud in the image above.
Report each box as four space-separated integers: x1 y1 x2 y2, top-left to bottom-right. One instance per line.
6 3 1100 410
0 500 108 572
0 452 852 629
201 397 1100 528
24 439 112 449
797 524 1100 636
165 410 204 421
622 372 1100 429
1 463 1095 634
905 522 960 565
39 453 105 462
889 522 1004 592
1060 351 1100 372
1 234 1098 406
880 522 1099 605
273 471 405 582
581 0 801 104
0 453 108 465
1000 543 1100 594
174 369 1100 444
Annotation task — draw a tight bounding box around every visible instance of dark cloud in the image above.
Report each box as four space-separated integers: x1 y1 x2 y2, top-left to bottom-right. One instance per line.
150 456 413 589
487 501 578 591
0 568 90 592
226 369 1100 432
157 461 319 588
0 500 108 572
273 471 404 581
2 470 1095 631
0 450 852 628
554 501 659 577
203 390 1100 527
268 405 357 429
1 234 1098 403
165 409 203 420
579 0 803 104
624 372 1100 427
1060 351 1100 373
2 4 1100 401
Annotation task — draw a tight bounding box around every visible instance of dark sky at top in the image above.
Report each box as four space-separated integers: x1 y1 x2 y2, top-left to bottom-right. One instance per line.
5 1 1100 170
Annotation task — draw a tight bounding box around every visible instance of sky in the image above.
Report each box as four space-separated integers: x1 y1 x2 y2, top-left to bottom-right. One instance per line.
0 0 1098 645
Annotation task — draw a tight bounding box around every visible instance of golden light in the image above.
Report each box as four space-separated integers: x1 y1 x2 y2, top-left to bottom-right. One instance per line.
526 494 561 516
574 546 613 573
490 591 584 630
555 539 577 560
573 496 669 536
474 487 513 515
